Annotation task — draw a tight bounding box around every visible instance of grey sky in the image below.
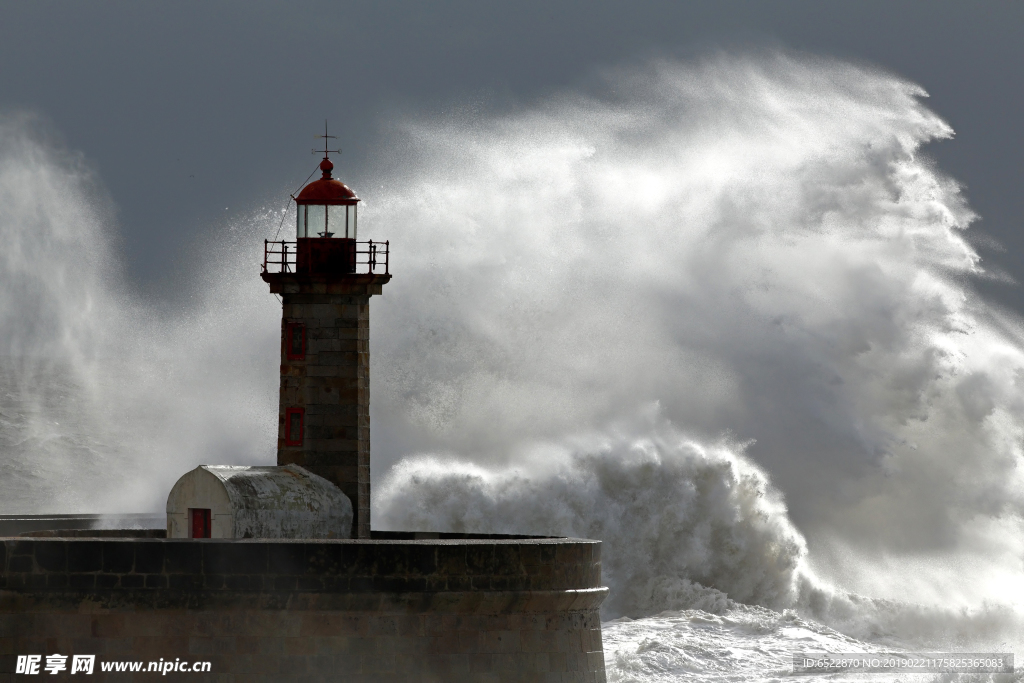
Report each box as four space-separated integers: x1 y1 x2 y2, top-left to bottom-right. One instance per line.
1 1 1022 309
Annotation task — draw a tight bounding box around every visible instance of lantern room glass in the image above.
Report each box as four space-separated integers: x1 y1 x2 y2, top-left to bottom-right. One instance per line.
296 204 357 239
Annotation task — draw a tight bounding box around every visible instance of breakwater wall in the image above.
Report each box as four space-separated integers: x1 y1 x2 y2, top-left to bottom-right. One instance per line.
0 532 607 682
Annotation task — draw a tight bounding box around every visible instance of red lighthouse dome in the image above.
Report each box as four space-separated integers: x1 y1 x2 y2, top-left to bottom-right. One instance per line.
295 156 360 239
294 157 359 204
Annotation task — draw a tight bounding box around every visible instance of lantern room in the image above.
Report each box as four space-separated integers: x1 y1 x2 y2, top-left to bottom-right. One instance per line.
295 157 358 239
263 136 388 278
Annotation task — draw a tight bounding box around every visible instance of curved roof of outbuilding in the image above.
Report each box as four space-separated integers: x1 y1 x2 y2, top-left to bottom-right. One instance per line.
294 157 359 204
198 464 348 513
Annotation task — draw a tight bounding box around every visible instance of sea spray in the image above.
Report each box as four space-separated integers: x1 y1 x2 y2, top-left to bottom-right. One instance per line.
376 413 804 618
367 53 1024 617
0 114 281 513
0 114 124 512
366 54 1024 654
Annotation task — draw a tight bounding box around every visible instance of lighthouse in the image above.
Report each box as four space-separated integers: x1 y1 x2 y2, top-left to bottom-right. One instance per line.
260 141 390 539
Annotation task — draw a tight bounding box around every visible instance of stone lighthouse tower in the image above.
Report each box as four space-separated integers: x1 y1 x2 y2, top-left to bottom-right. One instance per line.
261 143 390 539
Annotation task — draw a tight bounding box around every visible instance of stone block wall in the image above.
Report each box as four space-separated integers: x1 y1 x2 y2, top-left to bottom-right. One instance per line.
0 535 607 682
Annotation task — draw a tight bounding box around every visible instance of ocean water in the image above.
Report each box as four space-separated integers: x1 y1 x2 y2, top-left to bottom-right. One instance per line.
1 54 1022 681
604 605 891 683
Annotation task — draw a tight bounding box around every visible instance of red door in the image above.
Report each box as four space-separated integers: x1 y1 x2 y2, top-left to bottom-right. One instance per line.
190 508 211 538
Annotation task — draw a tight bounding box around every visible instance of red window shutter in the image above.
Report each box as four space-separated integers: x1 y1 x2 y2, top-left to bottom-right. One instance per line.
285 323 306 360
285 407 304 447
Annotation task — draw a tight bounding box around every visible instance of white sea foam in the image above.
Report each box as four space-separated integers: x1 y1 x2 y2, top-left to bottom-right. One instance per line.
604 605 876 683
602 604 1023 683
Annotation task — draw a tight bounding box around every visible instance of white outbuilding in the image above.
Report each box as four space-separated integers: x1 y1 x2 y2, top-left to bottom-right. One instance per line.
166 464 352 539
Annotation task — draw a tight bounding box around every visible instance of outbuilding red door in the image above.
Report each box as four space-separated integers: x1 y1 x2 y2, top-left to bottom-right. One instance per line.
190 508 211 538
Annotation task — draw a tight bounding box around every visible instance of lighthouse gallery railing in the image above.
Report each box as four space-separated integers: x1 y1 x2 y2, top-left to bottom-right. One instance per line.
262 240 389 275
